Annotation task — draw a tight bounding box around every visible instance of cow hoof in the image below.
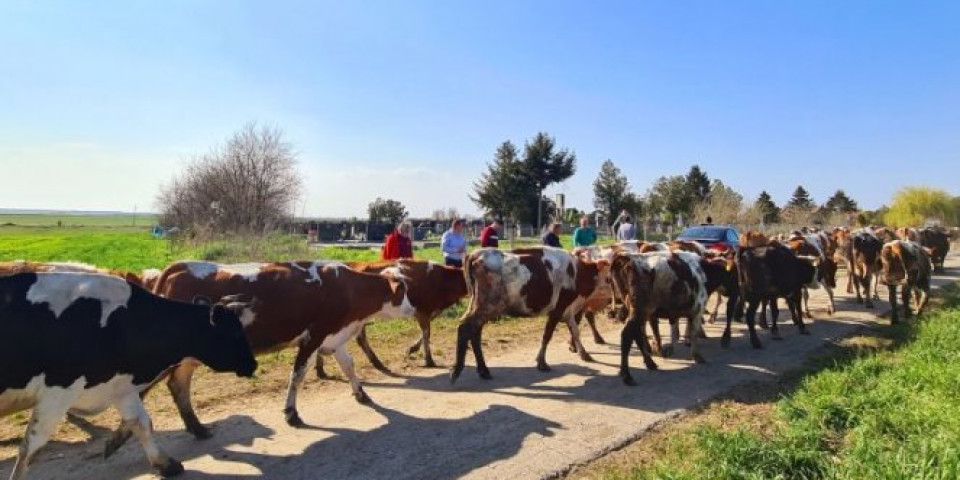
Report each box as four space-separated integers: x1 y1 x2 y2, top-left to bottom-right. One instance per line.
644 360 659 371
478 369 493 380
865 302 874 309
284 408 305 428
354 389 372 404
661 345 674 358
406 345 420 356
856 297 863 304
316 369 330 380
579 352 595 363
759 319 769 329
424 358 438 368
693 354 706 364
568 343 578 353
720 333 731 349
799 328 810 336
157 459 185 478
450 366 463 384
536 361 551 372
804 312 813 319
621 375 637 386
751 338 764 350
103 429 133 459
771 331 783 340
593 337 606 345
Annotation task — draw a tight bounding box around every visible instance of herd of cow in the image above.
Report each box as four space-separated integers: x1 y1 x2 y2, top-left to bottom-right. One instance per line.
0 225 952 479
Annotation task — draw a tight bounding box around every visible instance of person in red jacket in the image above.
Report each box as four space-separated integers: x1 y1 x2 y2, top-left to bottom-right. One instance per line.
479 219 503 248
382 222 413 260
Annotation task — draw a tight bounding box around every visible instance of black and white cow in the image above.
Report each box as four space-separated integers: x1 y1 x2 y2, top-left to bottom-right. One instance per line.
0 272 257 479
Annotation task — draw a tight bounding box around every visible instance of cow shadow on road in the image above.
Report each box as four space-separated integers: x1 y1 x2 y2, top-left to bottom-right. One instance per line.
0 414 274 480
127 403 561 480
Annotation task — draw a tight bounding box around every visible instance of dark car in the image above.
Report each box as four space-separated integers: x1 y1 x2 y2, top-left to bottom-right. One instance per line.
675 225 741 253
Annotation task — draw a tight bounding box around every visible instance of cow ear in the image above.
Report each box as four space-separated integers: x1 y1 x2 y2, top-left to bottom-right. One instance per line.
596 259 610 271
192 295 212 306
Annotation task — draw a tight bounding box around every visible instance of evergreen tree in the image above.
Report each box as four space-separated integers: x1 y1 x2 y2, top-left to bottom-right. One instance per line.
592 159 632 225
823 190 859 213
787 185 815 209
755 190 780 224
685 165 711 203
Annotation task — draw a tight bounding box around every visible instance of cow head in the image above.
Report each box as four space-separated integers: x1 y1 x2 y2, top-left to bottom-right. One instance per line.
199 302 258 378
739 231 769 248
794 255 821 289
379 271 417 318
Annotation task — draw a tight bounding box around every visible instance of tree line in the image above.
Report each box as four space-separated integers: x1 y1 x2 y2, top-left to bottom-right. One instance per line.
156 126 959 234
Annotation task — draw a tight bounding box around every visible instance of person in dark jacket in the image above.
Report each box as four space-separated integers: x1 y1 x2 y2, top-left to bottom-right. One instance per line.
480 220 502 248
382 222 413 260
542 222 563 248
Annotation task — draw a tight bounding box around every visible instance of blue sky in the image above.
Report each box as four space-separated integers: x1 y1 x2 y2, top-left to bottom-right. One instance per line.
2 1 958 217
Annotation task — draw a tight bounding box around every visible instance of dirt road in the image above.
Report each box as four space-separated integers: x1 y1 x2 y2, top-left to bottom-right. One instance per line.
3 256 957 480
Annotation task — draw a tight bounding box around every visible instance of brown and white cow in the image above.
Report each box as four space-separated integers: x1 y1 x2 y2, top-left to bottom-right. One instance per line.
786 233 836 316
315 259 469 377
896 227 919 242
880 240 933 323
0 260 145 286
450 247 610 383
608 251 709 385
125 260 415 436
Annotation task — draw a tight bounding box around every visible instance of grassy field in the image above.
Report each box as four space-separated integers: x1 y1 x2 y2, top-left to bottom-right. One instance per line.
0 213 156 227
576 284 960 480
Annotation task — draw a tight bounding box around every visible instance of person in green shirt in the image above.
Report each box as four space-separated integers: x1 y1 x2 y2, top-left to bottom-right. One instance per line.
572 215 597 247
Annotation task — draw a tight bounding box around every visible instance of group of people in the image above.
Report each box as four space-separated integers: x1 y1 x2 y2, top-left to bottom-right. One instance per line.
381 211 641 266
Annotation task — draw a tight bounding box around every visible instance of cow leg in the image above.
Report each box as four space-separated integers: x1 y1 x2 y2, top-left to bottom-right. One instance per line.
415 313 437 368
916 284 929 315
451 317 475 384
769 298 782 340
536 312 564 371
846 262 854 294
469 322 491 380
789 293 808 334
314 350 330 380
744 298 763 349
162 362 211 440
901 283 913 319
689 312 706 364
585 311 607 345
333 345 371 403
707 292 720 324
619 314 646 385
569 312 582 352
10 396 75 480
758 299 769 329
802 287 813 318
888 284 900 324
861 271 874 308
355 326 390 374
115 393 183 478
853 268 864 304
283 341 317 427
824 284 836 315
649 317 664 356
665 316 679 358
565 313 594 362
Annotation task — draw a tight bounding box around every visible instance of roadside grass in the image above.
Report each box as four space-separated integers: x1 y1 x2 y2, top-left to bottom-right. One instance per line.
0 213 156 227
573 283 960 480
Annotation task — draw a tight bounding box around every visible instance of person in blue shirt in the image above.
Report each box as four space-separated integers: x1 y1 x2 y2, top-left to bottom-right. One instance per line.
572 215 597 248
617 216 637 241
441 219 467 268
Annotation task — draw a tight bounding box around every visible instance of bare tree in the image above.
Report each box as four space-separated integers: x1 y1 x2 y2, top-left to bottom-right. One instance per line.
157 123 303 234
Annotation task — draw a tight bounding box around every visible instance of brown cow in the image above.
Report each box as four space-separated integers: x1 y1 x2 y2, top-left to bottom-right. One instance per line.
450 247 610 383
880 240 933 323
129 260 415 436
0 260 146 286
315 259 468 377
919 227 951 272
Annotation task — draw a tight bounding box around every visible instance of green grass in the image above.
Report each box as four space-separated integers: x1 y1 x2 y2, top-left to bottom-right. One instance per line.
0 213 156 227
602 286 960 480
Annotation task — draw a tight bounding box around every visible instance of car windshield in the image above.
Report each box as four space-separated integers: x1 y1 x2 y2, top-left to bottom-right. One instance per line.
678 227 726 240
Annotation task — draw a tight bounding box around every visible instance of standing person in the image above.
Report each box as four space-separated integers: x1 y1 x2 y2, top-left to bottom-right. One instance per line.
617 216 637 241
382 222 413 260
610 209 630 236
542 222 563 248
480 219 502 248
572 215 597 248
441 219 468 267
